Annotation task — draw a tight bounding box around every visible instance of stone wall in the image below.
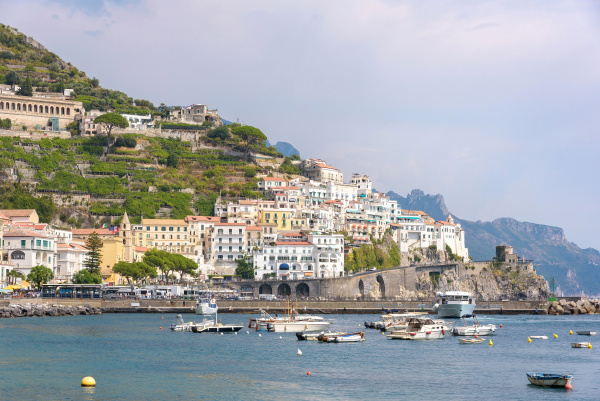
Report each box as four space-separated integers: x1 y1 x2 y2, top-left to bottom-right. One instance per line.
0 128 70 139
0 94 83 129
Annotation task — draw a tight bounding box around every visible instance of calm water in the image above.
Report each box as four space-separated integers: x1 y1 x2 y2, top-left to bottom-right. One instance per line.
1 312 599 400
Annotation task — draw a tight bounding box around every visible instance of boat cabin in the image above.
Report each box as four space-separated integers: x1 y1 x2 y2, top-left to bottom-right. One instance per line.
437 291 474 305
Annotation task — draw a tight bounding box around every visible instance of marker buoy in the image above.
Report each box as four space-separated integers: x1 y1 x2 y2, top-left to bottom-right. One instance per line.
258 334 262 337
220 333 224 336
279 336 283 339
381 331 384 335
161 317 164 319
528 337 532 343
297 348 303 356
474 335 479 339
499 324 503 328
489 339 493 346
553 333 558 338
81 377 96 387
565 383 572 390
159 327 162 330
235 332 238 335
588 343 592 349
307 371 311 376
569 330 573 335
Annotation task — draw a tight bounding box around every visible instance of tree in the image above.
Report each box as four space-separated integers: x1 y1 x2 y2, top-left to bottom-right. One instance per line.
142 249 195 284
5 71 22 86
158 103 170 119
83 232 103 275
112 261 136 284
235 259 255 279
72 269 102 284
6 270 25 285
24 63 35 73
17 77 33 96
90 77 100 88
207 126 231 141
27 265 54 290
94 113 129 155
231 125 267 159
66 121 79 136
166 154 179 168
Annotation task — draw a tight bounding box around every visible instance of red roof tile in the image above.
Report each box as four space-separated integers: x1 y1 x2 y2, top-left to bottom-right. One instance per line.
274 241 313 246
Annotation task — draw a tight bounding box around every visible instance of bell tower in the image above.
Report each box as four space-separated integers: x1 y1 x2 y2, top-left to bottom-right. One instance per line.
121 212 133 262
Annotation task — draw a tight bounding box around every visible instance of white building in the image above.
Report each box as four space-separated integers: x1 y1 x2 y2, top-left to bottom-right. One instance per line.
209 223 246 274
308 233 345 278
350 173 372 195
253 241 315 280
2 229 57 277
120 113 153 130
56 242 90 281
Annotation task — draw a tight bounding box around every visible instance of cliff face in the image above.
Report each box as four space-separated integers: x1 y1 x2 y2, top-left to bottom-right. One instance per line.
387 189 600 296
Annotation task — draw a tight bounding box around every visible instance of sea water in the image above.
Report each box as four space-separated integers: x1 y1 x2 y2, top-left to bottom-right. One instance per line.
1 313 599 400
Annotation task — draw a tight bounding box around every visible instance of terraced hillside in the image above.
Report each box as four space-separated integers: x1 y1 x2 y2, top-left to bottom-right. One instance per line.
0 134 272 227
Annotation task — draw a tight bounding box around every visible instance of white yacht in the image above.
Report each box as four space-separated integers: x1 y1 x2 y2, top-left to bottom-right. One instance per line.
434 291 475 318
195 298 218 315
387 317 448 340
451 315 496 336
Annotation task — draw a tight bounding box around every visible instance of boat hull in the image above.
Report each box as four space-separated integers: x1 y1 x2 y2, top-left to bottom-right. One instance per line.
458 338 485 344
576 331 596 336
571 342 591 348
526 373 572 387
452 325 496 336
387 330 445 340
192 324 243 333
271 321 331 333
437 303 475 318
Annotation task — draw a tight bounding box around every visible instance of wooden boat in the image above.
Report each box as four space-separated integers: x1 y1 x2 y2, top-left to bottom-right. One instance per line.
571 342 592 348
576 331 597 336
319 331 365 343
529 336 548 340
458 338 485 344
526 372 572 388
296 331 346 341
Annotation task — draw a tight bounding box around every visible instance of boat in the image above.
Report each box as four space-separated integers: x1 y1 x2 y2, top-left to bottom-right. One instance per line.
296 331 346 341
250 305 331 333
170 314 202 332
576 331 597 336
458 338 485 344
387 317 447 340
571 342 591 348
451 315 496 336
191 298 242 334
529 336 548 340
526 372 573 388
377 312 430 332
319 331 365 343
433 291 475 318
195 298 218 315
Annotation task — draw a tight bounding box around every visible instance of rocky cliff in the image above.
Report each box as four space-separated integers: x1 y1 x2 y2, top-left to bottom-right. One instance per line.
386 189 600 296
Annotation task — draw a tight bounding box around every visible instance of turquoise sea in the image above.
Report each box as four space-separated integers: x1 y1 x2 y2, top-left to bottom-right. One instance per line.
1 312 599 400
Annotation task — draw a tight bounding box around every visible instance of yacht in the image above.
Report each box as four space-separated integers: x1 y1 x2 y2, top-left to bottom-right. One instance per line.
387 317 448 340
451 315 496 336
434 291 475 318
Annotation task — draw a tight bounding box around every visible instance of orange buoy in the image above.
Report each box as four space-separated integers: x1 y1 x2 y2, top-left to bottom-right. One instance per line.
162 317 164 319
307 371 311 376
565 383 572 390
474 335 479 338
159 327 162 330
500 324 503 328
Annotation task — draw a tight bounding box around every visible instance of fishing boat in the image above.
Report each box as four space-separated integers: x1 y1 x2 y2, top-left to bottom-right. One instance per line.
296 331 346 341
387 317 447 340
451 315 496 336
319 331 365 343
571 342 592 348
195 298 218 315
576 331 597 336
529 336 548 340
433 291 475 318
191 299 242 333
526 372 573 388
170 314 203 332
458 338 485 344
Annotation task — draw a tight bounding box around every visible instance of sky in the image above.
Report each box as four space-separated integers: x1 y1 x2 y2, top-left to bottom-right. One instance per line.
3 0 600 249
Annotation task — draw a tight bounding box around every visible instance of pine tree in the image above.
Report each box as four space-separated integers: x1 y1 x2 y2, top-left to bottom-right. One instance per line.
83 232 103 275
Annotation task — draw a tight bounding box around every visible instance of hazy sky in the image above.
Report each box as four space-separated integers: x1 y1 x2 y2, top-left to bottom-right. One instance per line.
3 0 600 249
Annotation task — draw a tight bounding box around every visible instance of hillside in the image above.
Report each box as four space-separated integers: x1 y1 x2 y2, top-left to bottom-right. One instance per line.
387 189 600 296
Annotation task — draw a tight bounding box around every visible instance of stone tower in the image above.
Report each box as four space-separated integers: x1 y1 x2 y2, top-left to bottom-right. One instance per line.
121 212 133 262
447 214 454 224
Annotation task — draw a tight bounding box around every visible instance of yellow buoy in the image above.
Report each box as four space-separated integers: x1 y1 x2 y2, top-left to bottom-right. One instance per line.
528 337 532 343
553 333 558 338
588 343 592 349
489 339 493 346
381 331 384 335
358 324 361 327
81 377 96 387
569 330 573 335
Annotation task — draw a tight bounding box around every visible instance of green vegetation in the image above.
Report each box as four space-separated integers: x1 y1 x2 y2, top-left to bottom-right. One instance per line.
142 249 197 284
445 244 461 262
27 265 54 290
344 240 401 272
83 232 103 275
235 259 255 279
112 261 157 284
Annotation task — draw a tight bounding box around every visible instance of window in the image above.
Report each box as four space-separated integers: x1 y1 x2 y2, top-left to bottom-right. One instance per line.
169 227 174 231
161 227 166 231
36 240 41 247
21 240 26 248
11 251 25 260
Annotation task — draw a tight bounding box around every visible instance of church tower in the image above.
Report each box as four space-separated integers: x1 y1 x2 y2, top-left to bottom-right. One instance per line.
447 214 454 224
121 212 134 262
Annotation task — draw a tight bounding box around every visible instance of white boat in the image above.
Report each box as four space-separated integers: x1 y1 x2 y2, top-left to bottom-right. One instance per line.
170 314 203 332
576 331 597 336
571 342 591 348
451 315 496 336
296 330 346 341
434 291 475 318
529 336 548 340
387 317 447 340
320 332 365 343
458 338 485 344
195 298 218 315
526 372 573 388
378 312 429 332
251 309 331 333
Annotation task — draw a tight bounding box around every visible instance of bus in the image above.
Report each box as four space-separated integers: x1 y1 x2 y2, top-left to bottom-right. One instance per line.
41 284 102 299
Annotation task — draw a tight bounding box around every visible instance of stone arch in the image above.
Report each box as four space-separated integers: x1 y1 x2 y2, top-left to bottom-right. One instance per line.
67 108 70 115
0 102 3 110
277 283 291 297
358 279 364 298
240 284 253 297
17 103 21 111
34 104 37 112
10 250 25 260
376 275 386 299
28 104 32 112
4 102 8 109
45 105 48 113
11 102 15 110
296 283 310 298
61 107 65 115
258 283 272 295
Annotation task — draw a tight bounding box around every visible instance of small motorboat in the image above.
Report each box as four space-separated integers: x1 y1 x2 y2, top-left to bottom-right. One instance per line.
571 342 592 348
458 338 485 344
529 336 548 340
451 315 496 336
526 372 573 388
387 317 447 340
576 331 597 336
319 331 365 343
170 314 199 332
296 331 346 341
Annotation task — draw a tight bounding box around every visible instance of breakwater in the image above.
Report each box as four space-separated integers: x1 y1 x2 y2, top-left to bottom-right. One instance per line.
0 302 102 318
2 299 547 316
548 298 600 315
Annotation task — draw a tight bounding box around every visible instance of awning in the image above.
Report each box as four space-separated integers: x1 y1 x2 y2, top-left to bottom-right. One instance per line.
304 272 314 276
279 263 290 270
0 288 13 293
